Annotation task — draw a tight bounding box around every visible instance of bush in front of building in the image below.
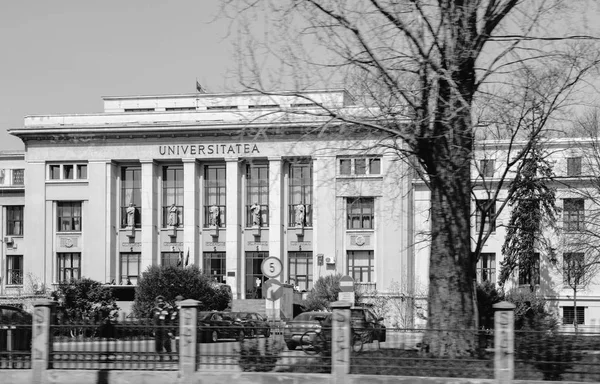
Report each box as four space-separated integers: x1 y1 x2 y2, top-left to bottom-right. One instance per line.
132 265 230 318
52 278 120 324
302 274 361 311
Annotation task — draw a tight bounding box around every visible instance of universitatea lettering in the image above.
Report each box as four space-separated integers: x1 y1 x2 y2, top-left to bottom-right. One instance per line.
158 144 260 156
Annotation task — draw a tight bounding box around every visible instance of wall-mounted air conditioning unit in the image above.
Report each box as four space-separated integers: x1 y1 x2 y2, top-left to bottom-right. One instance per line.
4 237 13 244
325 256 335 264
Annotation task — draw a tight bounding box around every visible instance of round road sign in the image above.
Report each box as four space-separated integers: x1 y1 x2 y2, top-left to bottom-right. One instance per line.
261 257 283 278
262 278 284 301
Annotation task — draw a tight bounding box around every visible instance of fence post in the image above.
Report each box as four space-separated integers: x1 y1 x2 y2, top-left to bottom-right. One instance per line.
331 301 351 382
493 301 515 384
32 299 55 384
178 299 199 381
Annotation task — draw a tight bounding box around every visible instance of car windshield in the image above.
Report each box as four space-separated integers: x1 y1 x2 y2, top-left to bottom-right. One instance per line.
294 313 330 321
236 312 250 319
198 312 214 321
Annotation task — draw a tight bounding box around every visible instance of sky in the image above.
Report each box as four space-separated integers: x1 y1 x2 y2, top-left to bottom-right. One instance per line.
0 1 240 151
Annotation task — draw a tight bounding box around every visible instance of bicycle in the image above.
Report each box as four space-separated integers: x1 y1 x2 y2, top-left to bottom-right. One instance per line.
300 327 364 355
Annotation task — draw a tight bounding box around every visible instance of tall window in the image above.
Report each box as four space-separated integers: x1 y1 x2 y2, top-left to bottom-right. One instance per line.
475 199 496 233
120 253 140 285
58 253 80 283
57 202 82 232
203 252 226 284
6 255 23 285
121 167 142 228
288 252 313 291
288 162 313 227
162 166 184 227
204 165 226 227
245 252 268 299
347 250 374 283
161 252 181 267
564 198 584 231
480 159 495 178
566 157 582 176
477 253 496 284
518 253 540 286
246 164 269 227
563 252 584 286
562 306 585 325
347 198 374 229
7 206 23 236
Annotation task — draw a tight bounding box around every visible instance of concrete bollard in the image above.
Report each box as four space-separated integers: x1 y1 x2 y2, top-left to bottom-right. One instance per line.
178 299 200 382
331 301 352 381
493 301 515 384
32 299 55 384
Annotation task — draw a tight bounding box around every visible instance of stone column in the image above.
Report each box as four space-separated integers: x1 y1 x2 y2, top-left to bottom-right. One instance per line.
331 301 351 380
225 158 241 298
141 160 158 268
183 159 199 267
268 157 284 260
32 299 55 384
178 299 200 381
494 301 515 384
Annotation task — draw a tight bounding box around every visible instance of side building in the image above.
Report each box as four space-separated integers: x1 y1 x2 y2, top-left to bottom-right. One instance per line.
1 89 413 317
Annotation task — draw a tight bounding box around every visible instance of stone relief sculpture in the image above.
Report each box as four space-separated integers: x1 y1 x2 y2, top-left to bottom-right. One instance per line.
209 205 220 227
250 202 261 226
294 204 305 227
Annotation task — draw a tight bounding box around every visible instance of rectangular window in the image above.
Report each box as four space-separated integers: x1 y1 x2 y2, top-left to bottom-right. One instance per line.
77 164 87 179
475 199 496 233
162 166 184 227
6 255 23 285
288 161 313 227
518 253 540 286
120 253 140 285
50 165 61 180
245 251 268 299
564 198 584 231
204 165 226 227
477 253 496 284
58 253 81 283
12 169 24 185
566 157 582 177
121 167 142 228
347 250 374 283
563 252 584 286
562 306 585 325
7 206 23 236
47 164 86 181
203 252 226 284
338 157 381 176
161 252 181 267
57 202 82 232
63 164 74 179
288 252 313 291
480 159 495 178
246 164 269 227
347 197 374 230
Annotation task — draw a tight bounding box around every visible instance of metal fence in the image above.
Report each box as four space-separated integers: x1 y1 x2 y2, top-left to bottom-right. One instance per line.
0 322 31 369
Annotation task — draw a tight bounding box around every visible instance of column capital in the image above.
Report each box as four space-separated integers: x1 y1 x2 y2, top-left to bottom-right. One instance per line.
140 159 157 165
182 158 198 164
224 157 239 162
268 156 283 162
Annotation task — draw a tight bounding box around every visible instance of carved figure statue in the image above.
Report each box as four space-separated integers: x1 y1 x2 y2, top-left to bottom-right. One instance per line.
167 204 178 227
294 204 305 227
250 203 261 226
126 203 136 227
209 205 220 227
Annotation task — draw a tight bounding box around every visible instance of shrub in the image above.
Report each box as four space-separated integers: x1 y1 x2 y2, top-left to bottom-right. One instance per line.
302 274 361 311
237 338 283 372
52 278 119 323
132 265 230 318
504 290 558 331
476 281 504 329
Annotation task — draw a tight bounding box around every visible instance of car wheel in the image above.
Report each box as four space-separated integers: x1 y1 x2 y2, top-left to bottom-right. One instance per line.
211 330 219 343
248 328 256 338
286 342 296 350
238 330 245 341
264 328 271 338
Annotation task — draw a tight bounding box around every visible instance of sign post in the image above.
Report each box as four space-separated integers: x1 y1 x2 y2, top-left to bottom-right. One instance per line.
338 275 355 304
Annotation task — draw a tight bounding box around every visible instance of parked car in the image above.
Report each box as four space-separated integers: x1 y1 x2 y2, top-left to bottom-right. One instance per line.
350 306 386 343
0 305 32 352
283 311 332 350
197 311 246 343
232 312 271 338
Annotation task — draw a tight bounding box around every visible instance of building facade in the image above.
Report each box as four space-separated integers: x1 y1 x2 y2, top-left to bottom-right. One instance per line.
1 90 412 311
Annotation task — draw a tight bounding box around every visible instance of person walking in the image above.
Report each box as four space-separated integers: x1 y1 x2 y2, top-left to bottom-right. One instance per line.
152 295 173 360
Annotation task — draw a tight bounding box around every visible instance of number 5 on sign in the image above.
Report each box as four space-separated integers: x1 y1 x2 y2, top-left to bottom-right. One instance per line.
261 257 282 278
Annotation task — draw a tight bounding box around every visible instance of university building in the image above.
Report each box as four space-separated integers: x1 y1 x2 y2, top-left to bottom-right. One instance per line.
0 89 411 316
1 88 599 327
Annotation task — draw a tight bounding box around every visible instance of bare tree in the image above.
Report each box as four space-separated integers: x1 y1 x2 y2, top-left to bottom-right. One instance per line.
222 0 600 356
